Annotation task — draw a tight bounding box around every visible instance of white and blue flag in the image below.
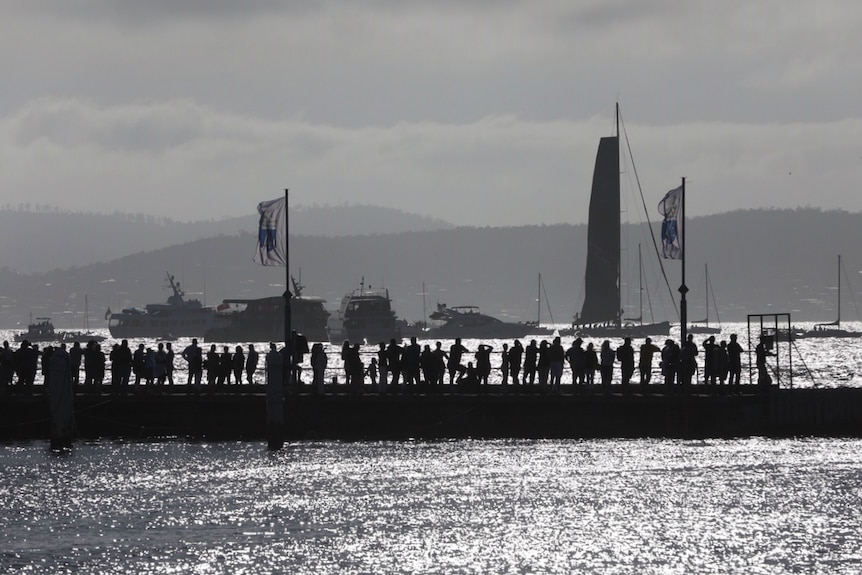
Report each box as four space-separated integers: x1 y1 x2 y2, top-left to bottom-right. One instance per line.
254 196 287 266
658 186 682 260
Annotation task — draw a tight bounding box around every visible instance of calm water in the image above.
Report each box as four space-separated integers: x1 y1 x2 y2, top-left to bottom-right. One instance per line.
2 438 862 574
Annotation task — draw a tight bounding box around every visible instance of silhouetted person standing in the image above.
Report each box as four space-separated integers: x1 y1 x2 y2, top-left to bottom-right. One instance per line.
616 337 635 389
420 344 435 385
348 343 364 393
679 334 698 388
165 342 175 385
133 343 146 386
291 330 309 385
403 337 421 387
182 338 203 388
702 336 718 385
432 341 448 387
246 344 259 385
508 340 523 385
0 341 12 393
219 346 232 385
727 334 743 390
232 345 245 386
524 340 538 385
153 342 168 385
661 339 679 389
584 342 597 385
447 338 468 385
548 337 565 391
755 336 774 387
311 343 327 394
500 343 510 386
206 344 219 386
69 341 82 385
537 341 550 386
599 340 615 392
386 339 403 389
639 337 660 388
476 344 493 386
376 342 388 392
114 339 132 388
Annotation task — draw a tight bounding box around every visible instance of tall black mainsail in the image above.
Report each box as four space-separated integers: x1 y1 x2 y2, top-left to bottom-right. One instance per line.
579 129 621 325
569 104 672 338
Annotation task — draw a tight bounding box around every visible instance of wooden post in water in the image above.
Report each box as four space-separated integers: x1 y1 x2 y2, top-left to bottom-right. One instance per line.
47 344 74 450
265 342 284 450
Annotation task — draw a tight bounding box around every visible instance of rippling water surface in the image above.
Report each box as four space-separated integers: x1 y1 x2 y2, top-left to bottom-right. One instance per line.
3 438 862 574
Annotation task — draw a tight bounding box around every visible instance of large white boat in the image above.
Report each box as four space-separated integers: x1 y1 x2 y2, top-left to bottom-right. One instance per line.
425 303 549 340
107 272 228 339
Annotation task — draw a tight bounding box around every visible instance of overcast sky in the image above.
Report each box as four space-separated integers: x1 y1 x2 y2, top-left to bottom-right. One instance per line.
2 1 861 227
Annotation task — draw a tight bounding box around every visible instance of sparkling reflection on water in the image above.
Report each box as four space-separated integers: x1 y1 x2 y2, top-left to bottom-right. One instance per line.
3 438 862 574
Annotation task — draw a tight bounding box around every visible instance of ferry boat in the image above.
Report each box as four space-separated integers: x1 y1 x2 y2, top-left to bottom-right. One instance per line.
327 279 401 344
204 278 330 343
107 272 227 339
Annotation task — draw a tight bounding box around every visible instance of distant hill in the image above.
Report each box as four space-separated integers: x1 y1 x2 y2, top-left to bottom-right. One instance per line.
0 204 454 274
2 207 862 330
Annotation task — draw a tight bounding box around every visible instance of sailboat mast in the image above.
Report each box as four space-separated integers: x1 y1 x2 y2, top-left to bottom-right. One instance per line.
838 254 842 325
704 264 709 326
638 244 643 323
537 273 542 326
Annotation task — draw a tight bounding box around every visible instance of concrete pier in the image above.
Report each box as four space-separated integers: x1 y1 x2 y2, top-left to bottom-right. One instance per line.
2 385 862 441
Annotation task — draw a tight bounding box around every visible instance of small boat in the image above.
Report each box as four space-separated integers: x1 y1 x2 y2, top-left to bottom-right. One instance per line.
425 303 550 340
689 264 722 335
205 277 330 343
327 279 402 344
14 317 105 345
798 255 861 339
107 272 228 339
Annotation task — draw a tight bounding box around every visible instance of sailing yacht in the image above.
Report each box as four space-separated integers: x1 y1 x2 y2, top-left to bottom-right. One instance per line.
798 255 861 339
567 104 671 339
689 264 721 335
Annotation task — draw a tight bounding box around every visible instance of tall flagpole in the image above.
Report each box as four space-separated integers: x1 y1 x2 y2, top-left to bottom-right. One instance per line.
679 177 688 344
284 189 293 393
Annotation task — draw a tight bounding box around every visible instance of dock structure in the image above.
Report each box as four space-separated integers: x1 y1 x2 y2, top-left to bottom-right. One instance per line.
2 384 862 441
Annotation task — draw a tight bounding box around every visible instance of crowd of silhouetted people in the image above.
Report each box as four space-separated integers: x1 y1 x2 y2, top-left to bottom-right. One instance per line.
324 332 766 395
0 331 772 396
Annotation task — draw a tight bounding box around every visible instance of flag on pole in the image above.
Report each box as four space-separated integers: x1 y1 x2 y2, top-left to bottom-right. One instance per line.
658 186 682 260
254 196 287 266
